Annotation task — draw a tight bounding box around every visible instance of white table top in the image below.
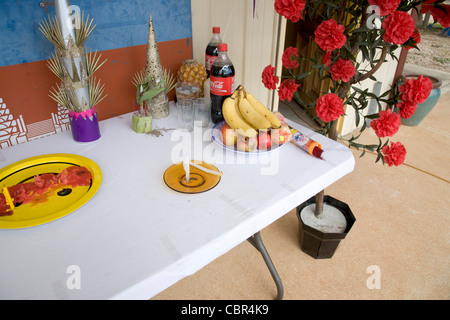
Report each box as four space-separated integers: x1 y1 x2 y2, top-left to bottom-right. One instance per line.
0 102 354 299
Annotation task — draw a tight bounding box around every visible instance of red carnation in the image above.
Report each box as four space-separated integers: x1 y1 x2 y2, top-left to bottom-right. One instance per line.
261 65 279 90
274 0 306 23
406 28 421 51
382 11 415 45
315 93 345 123
434 5 450 28
382 141 407 167
422 4 450 28
368 0 401 16
399 75 433 104
282 47 299 69
278 79 300 102
396 101 418 119
370 109 401 138
314 19 347 52
323 51 332 66
329 58 356 82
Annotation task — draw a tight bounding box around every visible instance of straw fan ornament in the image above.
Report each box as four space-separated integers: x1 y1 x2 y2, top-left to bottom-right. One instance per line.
39 0 107 142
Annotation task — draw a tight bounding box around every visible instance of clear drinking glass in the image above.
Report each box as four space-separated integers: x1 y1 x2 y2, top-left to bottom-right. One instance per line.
176 99 194 131
175 82 199 101
193 98 210 127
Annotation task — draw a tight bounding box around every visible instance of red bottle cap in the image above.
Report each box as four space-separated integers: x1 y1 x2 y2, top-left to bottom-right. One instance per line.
218 43 227 51
213 27 220 34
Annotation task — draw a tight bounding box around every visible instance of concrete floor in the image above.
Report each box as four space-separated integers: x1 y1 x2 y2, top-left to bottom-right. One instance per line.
153 67 450 300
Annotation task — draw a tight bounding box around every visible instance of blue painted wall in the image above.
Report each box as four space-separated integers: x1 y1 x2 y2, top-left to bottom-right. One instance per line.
0 0 192 67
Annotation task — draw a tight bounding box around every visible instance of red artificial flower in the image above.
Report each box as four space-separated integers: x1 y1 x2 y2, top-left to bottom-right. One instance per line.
434 5 450 28
314 19 347 52
422 4 450 28
274 0 306 23
323 51 332 66
382 141 407 167
382 11 415 45
399 75 433 104
329 58 356 82
406 28 421 51
261 65 279 90
396 101 418 119
282 47 299 69
368 0 401 16
421 4 436 14
370 109 401 138
278 79 300 102
315 93 345 123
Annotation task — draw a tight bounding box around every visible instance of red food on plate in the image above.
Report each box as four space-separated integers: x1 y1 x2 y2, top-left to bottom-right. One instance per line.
0 166 92 216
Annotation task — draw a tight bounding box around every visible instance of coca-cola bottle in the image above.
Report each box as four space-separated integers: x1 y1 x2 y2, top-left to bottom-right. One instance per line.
205 27 222 78
210 43 235 124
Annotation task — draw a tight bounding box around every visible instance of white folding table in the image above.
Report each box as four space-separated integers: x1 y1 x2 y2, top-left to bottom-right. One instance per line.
0 102 354 299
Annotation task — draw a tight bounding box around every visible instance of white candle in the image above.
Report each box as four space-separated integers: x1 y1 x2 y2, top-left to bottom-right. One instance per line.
183 155 190 182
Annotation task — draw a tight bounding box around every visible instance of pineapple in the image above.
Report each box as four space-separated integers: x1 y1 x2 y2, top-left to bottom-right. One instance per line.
177 59 207 97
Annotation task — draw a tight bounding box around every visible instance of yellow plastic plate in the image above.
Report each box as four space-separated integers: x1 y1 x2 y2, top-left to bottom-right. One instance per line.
0 154 102 229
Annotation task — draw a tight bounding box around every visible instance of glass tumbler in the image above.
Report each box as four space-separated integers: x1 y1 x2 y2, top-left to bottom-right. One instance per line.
176 99 194 132
175 82 199 101
193 98 210 127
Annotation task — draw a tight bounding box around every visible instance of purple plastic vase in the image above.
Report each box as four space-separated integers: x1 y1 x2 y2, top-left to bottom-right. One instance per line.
69 109 101 142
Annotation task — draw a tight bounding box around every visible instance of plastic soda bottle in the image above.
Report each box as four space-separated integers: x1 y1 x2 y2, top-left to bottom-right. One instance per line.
210 43 235 124
205 27 222 78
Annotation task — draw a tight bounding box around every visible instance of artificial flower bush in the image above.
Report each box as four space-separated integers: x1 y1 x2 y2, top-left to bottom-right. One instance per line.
263 0 449 167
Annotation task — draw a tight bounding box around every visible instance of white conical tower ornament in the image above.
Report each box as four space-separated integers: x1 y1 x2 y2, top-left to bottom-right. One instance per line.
145 15 165 89
145 15 168 118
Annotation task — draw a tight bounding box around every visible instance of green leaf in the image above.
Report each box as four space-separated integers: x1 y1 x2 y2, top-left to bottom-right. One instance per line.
138 81 165 103
295 72 311 81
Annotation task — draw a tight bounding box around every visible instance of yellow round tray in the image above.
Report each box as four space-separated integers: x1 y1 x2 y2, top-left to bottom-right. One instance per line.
0 154 102 229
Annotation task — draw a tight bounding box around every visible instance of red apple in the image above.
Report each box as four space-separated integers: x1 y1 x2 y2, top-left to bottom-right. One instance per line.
221 123 236 146
257 130 272 150
237 134 257 152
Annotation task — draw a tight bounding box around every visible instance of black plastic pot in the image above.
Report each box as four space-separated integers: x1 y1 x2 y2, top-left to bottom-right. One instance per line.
296 195 356 259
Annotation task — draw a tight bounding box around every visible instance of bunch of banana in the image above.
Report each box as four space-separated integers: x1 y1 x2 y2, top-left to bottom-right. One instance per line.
242 88 281 129
237 89 271 130
221 89 257 138
221 85 281 137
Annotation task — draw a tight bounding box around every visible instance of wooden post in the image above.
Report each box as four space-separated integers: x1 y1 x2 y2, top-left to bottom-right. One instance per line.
315 190 324 218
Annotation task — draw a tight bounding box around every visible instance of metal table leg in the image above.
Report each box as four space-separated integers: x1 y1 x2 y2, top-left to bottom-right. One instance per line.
247 231 284 300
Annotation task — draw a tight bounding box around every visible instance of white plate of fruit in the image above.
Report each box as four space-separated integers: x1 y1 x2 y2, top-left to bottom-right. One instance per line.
211 85 292 153
212 121 290 153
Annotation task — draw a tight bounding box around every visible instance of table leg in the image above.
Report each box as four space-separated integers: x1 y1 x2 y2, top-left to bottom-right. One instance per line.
247 232 284 300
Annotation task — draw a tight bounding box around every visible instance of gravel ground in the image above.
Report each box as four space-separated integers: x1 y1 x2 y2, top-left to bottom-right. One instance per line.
406 26 450 73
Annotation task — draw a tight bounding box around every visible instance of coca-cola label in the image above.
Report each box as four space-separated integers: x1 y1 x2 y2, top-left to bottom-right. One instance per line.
210 75 235 96
205 54 218 71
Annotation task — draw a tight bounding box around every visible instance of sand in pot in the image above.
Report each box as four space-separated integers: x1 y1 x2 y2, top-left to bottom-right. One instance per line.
300 203 347 234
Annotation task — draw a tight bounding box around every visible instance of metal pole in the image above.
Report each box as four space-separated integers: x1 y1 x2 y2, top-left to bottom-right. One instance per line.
247 232 284 300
